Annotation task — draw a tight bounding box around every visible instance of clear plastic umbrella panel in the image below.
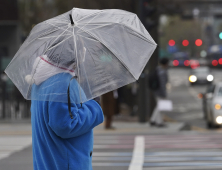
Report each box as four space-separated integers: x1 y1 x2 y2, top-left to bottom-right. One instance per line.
5 8 157 104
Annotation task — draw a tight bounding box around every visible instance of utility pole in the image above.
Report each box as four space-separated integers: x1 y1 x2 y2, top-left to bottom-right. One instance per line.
138 0 159 122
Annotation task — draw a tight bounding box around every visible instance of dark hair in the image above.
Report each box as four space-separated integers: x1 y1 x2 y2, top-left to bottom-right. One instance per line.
159 58 169 65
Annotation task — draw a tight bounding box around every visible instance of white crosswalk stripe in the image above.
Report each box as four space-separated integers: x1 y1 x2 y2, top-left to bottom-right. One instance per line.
92 134 222 169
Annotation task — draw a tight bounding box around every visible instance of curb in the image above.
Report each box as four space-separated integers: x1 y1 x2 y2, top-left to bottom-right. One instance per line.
164 115 208 132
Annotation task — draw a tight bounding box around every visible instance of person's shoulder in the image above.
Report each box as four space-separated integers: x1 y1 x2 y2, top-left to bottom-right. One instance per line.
41 73 72 91
50 73 72 81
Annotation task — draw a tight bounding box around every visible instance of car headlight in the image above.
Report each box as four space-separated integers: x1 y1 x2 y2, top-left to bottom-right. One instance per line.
216 116 222 124
189 75 197 83
215 104 221 110
207 75 214 81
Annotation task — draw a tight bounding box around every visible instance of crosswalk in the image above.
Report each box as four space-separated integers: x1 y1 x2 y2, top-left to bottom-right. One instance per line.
92 134 222 170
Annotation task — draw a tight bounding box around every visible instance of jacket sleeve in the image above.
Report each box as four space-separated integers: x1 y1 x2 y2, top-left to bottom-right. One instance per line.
48 100 104 139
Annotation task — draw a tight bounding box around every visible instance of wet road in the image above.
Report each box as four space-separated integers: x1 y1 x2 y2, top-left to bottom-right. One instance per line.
165 67 222 130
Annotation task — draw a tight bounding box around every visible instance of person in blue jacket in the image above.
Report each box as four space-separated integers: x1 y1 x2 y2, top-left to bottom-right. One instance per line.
26 55 104 170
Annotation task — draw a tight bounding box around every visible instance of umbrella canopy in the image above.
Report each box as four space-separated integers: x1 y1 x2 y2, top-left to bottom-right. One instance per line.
5 8 157 104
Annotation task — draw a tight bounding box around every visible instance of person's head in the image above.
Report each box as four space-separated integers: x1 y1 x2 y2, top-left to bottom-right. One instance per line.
159 58 169 68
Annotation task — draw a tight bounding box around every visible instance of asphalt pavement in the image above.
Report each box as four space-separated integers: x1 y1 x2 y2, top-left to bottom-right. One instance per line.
165 67 222 130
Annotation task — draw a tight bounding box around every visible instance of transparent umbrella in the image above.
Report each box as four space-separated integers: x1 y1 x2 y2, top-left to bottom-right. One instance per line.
5 8 157 104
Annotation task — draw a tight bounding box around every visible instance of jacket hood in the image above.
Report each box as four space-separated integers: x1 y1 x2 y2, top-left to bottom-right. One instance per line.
25 55 75 85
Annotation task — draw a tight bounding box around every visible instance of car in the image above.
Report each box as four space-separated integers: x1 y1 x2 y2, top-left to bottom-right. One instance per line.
202 82 222 128
171 52 190 67
188 67 214 85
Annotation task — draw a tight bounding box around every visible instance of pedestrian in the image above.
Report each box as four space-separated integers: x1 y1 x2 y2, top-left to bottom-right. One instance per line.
149 58 169 127
27 55 104 170
5 8 157 169
101 91 116 130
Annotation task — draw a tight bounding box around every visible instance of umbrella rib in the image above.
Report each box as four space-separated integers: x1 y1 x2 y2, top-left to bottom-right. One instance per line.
47 14 70 23
38 34 72 40
5 25 68 73
46 21 72 33
74 10 103 23
43 25 72 54
25 33 71 98
74 9 134 24
47 19 68 24
77 21 156 46
76 26 137 80
77 34 99 43
47 21 68 24
76 23 113 34
112 22 156 45
28 25 69 45
48 17 69 23
44 35 73 53
76 12 102 33
72 26 82 104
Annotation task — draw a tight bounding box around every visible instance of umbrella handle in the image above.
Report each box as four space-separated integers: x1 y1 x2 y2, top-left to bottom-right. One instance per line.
67 76 77 119
67 82 73 119
69 14 74 25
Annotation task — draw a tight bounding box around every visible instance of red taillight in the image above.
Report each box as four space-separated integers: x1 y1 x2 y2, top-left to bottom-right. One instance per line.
219 58 222 65
212 60 218 66
195 39 203 46
184 60 190 66
169 40 175 46
182 40 189 46
173 60 179 66
190 60 199 69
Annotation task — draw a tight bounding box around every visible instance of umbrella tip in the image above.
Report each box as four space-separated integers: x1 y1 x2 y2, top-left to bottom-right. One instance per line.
69 14 74 25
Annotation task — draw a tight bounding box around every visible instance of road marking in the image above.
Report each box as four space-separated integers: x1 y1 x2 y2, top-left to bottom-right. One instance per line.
143 165 222 170
145 151 222 156
128 136 144 170
93 151 222 157
93 156 222 162
92 134 222 169
93 152 132 156
143 162 222 167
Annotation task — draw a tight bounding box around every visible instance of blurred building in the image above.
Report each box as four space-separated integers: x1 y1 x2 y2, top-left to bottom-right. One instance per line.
0 0 21 70
0 0 22 119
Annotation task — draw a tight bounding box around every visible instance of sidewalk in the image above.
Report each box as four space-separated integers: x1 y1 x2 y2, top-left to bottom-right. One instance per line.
0 119 31 136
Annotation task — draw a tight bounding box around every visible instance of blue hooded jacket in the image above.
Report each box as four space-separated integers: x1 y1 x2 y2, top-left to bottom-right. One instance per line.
31 73 104 170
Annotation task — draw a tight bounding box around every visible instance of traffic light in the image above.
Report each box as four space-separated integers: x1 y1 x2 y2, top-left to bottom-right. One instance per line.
182 40 189 46
168 40 175 46
219 32 222 39
140 0 157 30
212 60 218 66
219 58 222 65
195 39 202 46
